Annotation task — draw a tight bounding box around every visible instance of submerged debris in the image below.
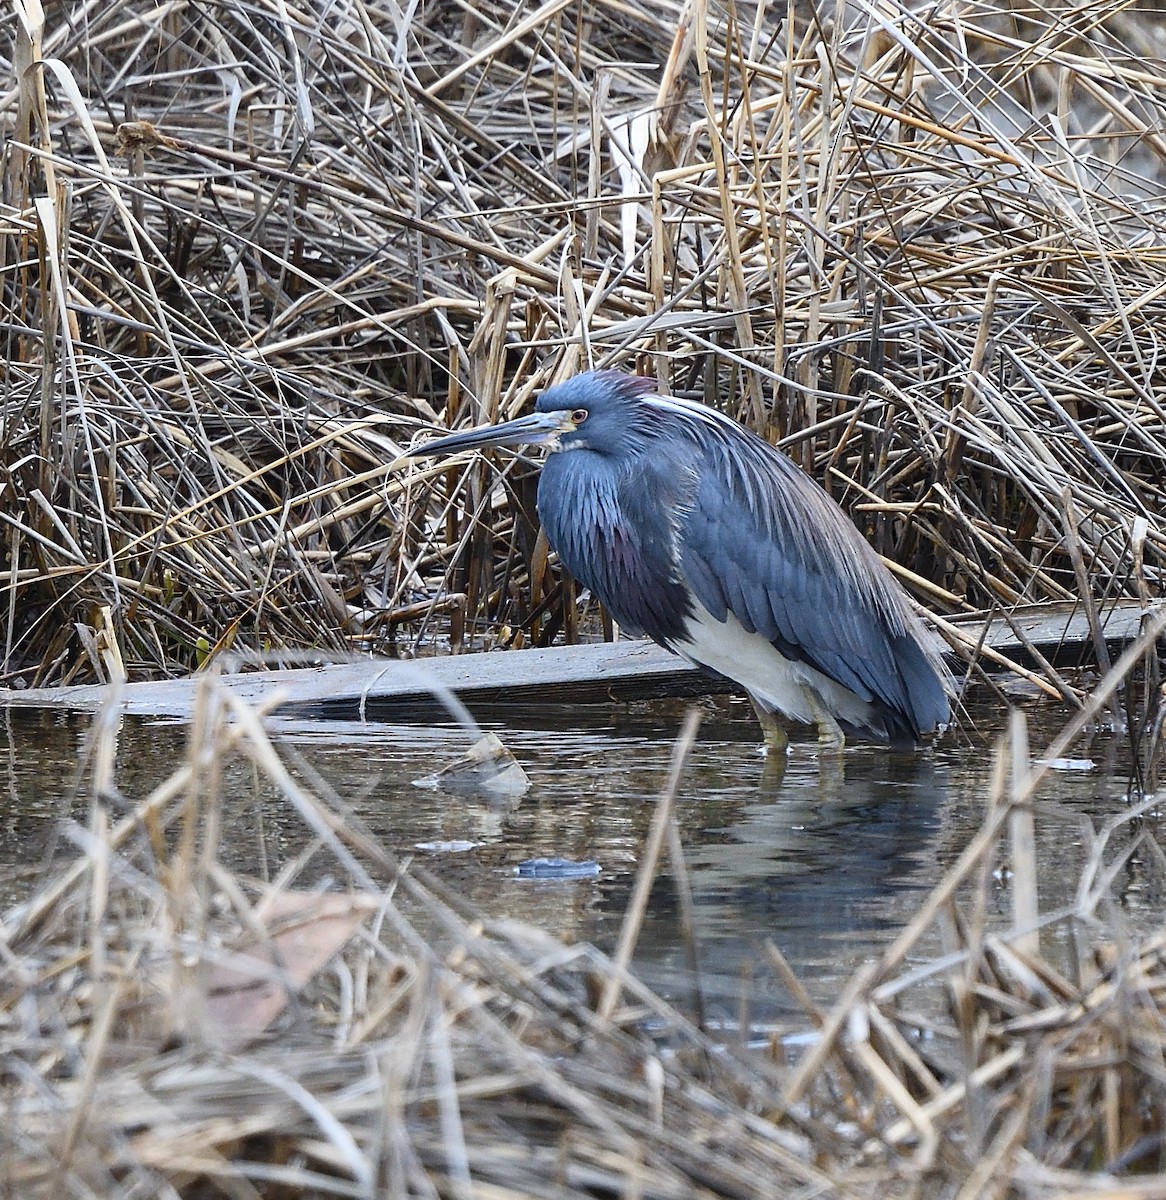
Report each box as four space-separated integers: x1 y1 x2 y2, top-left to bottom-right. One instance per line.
415 731 531 798
514 857 602 880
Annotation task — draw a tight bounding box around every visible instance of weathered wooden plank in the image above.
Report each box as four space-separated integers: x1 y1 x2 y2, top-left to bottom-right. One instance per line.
0 640 714 719
0 599 1153 719
951 598 1150 660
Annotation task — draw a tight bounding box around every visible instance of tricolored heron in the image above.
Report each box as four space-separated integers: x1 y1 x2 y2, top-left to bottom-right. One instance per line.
410 370 951 753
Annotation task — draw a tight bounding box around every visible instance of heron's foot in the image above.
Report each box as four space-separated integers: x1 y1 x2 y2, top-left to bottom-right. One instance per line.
762 724 791 758
749 697 790 757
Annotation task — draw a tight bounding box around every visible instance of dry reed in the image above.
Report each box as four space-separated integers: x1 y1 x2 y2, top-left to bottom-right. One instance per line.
0 0 1163 691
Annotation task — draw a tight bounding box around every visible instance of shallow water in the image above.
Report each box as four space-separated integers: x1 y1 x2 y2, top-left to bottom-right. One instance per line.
0 694 1155 1029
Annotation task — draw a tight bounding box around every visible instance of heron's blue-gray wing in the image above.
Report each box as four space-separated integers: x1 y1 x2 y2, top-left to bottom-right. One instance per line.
675 422 948 738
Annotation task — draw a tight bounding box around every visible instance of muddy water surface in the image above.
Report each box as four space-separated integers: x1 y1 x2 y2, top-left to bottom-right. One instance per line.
0 695 1155 1032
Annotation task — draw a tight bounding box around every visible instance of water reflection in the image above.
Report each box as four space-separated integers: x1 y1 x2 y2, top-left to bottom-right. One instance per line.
619 746 956 1017
0 707 95 903
0 694 1151 1026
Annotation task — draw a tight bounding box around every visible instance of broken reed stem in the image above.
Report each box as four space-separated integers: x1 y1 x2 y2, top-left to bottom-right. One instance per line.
1028 605 1166 797
598 706 701 1022
1008 709 1039 958
666 807 707 1033
1059 487 1119 722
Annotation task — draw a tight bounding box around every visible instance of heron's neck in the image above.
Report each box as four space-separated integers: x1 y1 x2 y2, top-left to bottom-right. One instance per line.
538 448 622 537
535 445 694 643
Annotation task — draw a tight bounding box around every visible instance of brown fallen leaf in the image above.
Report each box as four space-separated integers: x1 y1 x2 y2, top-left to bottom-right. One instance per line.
203 891 381 1048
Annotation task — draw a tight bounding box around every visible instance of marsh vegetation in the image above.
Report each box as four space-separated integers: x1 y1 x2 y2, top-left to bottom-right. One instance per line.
2 0 1165 699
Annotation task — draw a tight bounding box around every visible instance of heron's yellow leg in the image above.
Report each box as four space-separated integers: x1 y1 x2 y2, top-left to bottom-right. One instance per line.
807 693 846 754
749 695 790 757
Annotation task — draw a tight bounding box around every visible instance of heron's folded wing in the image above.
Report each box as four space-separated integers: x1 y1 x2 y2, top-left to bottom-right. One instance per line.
677 442 923 720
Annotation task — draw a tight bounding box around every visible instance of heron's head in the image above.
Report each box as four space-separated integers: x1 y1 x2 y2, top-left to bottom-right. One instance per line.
533 371 658 456
406 370 658 463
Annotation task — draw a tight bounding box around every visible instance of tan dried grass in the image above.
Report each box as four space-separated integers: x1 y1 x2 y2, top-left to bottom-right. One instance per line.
0 0 1163 692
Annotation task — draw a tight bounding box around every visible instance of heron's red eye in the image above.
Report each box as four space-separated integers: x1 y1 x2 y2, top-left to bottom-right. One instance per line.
571 408 588 424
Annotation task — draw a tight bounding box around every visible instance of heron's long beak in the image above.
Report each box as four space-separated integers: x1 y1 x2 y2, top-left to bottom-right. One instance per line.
403 409 574 463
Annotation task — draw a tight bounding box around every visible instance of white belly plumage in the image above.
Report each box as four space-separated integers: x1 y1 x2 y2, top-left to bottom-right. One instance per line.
671 601 876 729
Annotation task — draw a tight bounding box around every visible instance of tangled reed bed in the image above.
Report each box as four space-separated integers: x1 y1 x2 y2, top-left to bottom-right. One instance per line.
1 0 1165 687
4 653 1166 1198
